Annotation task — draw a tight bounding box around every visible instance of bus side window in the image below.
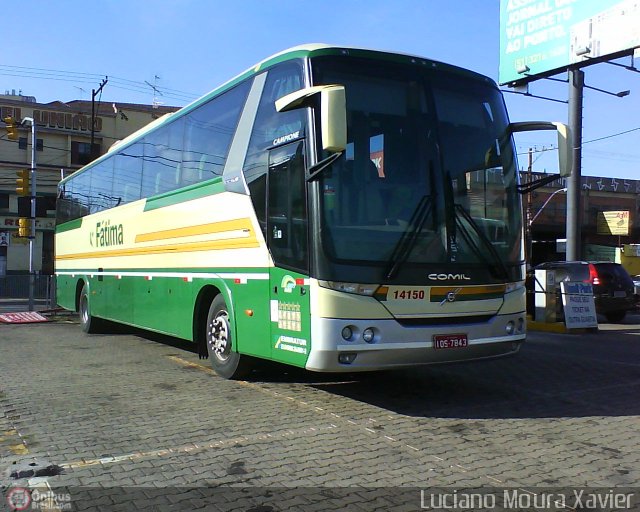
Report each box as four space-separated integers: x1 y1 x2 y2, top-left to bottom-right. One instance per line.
182 80 252 185
141 118 184 197
249 173 267 237
113 140 143 205
244 61 305 249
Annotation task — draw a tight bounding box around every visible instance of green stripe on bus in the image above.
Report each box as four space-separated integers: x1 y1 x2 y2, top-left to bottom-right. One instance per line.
55 218 83 234
144 178 226 212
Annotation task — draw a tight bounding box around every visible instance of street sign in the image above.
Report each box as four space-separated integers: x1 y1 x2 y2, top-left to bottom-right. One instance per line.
560 282 598 329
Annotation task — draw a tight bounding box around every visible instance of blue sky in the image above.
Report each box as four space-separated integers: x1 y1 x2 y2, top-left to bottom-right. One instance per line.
2 0 638 179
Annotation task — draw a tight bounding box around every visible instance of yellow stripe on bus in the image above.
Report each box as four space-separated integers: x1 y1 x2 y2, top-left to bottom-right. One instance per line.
56 238 260 261
135 218 253 243
431 285 506 295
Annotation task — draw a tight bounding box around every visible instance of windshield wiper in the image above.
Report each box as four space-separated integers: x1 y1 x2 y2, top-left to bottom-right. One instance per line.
385 195 433 280
453 204 510 280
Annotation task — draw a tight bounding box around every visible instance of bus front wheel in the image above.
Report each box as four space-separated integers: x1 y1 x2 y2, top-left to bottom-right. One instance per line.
206 295 250 379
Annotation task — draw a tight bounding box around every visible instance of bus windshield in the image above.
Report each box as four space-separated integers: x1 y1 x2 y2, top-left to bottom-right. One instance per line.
311 56 522 284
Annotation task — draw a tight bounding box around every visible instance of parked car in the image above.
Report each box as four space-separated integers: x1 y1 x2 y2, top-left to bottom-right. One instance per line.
532 261 637 323
633 275 640 301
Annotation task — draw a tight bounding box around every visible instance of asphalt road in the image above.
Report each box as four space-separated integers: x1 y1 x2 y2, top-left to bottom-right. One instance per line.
1 316 640 511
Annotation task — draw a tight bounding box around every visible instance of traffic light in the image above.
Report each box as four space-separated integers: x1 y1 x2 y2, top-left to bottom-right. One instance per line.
16 169 30 196
3 116 18 140
17 218 31 238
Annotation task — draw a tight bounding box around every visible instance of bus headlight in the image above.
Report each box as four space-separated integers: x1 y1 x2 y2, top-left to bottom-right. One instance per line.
362 328 375 343
319 281 379 296
505 282 525 293
341 326 354 341
506 321 515 335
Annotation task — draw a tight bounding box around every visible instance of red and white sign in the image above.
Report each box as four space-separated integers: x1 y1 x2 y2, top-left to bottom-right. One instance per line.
0 312 49 323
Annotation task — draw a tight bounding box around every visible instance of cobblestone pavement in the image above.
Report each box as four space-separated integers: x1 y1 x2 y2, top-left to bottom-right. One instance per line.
1 317 640 511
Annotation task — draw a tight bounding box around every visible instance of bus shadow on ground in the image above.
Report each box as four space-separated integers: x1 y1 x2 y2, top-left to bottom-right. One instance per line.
130 325 640 421
308 353 640 420
103 322 200 354
248 341 640 420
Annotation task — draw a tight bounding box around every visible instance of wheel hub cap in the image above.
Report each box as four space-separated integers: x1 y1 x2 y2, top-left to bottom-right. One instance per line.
209 313 229 359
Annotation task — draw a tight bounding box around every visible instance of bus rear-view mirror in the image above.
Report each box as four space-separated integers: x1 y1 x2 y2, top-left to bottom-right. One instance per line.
275 84 347 153
508 121 573 177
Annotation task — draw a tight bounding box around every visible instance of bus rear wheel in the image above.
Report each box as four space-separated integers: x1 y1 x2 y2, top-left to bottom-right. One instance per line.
79 284 102 334
206 295 250 379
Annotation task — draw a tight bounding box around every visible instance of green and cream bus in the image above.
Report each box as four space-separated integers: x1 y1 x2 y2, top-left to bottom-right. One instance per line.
55 44 571 379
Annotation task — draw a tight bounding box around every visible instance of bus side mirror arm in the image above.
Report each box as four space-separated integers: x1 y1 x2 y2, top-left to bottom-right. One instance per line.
507 121 573 178
275 84 347 153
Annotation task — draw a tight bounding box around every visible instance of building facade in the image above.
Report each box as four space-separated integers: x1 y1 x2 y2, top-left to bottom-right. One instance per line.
524 171 640 268
0 93 177 276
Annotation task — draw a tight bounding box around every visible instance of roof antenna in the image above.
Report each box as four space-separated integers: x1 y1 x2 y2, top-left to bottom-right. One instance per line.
145 75 163 108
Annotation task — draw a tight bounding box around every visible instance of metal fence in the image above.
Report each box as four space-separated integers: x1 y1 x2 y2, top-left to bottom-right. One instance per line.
0 274 57 310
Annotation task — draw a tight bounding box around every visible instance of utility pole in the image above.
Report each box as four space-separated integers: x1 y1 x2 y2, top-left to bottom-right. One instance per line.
526 147 533 266
566 69 584 261
18 117 37 311
90 77 108 159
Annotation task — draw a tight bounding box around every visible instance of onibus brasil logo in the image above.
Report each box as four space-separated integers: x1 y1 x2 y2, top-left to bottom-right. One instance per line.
6 486 72 511
89 219 124 248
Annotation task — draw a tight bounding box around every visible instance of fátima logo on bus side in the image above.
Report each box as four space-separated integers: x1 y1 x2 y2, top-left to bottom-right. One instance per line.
281 275 297 293
90 219 124 247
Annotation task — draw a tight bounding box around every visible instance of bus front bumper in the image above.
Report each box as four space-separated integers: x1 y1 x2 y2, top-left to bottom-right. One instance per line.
305 313 525 372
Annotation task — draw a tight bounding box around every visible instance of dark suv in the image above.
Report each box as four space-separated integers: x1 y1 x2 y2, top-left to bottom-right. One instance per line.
533 261 637 323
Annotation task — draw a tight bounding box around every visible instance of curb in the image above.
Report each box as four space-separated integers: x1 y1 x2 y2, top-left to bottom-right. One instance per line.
527 316 598 334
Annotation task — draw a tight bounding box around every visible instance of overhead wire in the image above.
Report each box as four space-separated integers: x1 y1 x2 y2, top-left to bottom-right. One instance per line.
516 125 640 157
0 64 198 103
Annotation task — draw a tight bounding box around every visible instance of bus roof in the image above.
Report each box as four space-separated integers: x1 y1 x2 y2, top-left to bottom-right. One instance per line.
61 44 496 185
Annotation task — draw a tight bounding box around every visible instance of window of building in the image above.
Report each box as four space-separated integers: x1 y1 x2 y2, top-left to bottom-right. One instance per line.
18 138 43 151
71 141 99 165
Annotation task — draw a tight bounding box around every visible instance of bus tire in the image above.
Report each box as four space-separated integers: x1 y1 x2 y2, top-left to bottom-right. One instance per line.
206 294 250 379
79 284 103 334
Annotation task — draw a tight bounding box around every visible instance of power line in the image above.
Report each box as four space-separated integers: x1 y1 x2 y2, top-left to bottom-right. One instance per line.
582 126 640 145
0 64 199 103
0 64 196 96
517 125 640 156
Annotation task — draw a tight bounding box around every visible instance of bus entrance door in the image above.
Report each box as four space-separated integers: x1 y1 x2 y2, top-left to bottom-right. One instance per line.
269 268 311 368
267 141 311 367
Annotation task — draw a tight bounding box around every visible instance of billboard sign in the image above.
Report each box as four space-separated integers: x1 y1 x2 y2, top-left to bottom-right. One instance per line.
597 210 630 235
500 0 640 85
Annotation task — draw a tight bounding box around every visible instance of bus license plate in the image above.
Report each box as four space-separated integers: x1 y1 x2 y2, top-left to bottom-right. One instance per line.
433 334 468 349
